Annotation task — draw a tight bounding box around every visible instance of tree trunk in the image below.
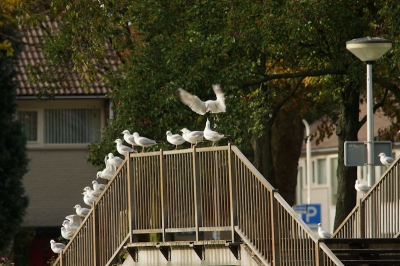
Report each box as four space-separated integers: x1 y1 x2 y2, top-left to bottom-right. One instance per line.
333 87 359 230
251 119 276 187
272 108 304 206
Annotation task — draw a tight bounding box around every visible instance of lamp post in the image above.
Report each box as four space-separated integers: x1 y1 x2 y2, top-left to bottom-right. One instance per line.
346 37 392 186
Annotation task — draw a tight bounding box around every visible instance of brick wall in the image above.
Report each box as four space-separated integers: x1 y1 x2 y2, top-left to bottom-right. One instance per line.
22 149 104 227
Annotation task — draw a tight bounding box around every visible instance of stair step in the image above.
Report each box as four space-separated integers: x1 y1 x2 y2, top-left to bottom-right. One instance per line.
331 248 400 253
339 259 400 265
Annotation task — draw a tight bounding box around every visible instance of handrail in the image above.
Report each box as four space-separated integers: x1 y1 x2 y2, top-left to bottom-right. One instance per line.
332 156 400 238
52 144 343 265
231 146 343 265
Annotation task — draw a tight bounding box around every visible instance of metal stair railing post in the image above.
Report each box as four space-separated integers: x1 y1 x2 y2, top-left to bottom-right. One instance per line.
228 143 239 242
127 153 135 243
160 149 168 242
92 204 100 266
192 146 204 241
270 189 280 266
358 198 365 238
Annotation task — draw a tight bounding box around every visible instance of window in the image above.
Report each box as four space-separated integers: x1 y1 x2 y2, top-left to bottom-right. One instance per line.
17 103 102 145
18 111 38 141
298 165 303 202
44 109 101 144
330 157 338 204
317 158 326 184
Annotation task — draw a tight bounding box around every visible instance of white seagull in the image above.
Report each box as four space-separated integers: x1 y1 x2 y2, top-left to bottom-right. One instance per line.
83 186 101 200
74 204 90 217
122 130 139 149
83 191 96 207
166 131 186 149
115 138 135 158
132 132 157 152
50 239 66 254
317 223 331 239
378 152 394 167
355 180 370 195
177 84 226 115
92 180 106 193
107 153 124 168
97 156 116 181
203 119 228 146
65 214 82 227
61 227 75 240
62 220 79 232
181 128 204 147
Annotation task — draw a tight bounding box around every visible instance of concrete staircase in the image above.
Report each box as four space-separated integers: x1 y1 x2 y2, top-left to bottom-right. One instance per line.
323 238 400 266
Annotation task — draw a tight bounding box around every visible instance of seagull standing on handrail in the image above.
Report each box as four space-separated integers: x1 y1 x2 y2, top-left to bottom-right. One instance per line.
355 180 370 196
132 132 157 152
203 118 228 146
378 152 394 167
317 223 331 239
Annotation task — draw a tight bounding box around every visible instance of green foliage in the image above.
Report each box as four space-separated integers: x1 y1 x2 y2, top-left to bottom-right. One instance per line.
0 23 29 253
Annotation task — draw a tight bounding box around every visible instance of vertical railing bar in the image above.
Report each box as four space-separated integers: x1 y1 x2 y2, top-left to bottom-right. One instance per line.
270 189 280 266
192 147 203 240
160 149 167 241
228 144 238 242
92 203 99 266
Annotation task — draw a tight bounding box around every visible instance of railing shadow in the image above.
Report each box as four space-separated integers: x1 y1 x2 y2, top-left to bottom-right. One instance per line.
332 156 400 238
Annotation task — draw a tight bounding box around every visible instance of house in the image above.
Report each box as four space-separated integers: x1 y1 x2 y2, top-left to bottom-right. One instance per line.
13 21 116 265
296 102 399 233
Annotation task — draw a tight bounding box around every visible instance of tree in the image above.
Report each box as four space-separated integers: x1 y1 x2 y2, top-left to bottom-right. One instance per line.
0 2 29 254
17 0 400 229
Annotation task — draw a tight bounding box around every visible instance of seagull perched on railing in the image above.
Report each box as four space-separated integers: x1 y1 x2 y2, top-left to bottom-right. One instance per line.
97 156 116 181
177 84 226 115
355 180 370 195
132 132 157 152
92 180 105 193
84 186 101 200
62 220 79 232
82 191 96 207
203 118 228 146
317 223 331 239
74 204 90 217
115 138 135 158
61 226 75 240
50 239 65 254
107 153 123 168
378 152 394 167
65 214 82 227
122 130 139 150
166 131 186 150
181 128 204 147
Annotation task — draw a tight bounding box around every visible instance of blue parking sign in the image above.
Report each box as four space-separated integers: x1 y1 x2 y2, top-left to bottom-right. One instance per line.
294 204 321 225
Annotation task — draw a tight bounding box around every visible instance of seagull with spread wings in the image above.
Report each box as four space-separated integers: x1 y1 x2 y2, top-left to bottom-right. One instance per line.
177 84 226 115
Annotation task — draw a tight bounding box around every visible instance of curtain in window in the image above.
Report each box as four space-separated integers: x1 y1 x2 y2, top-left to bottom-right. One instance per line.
44 109 101 144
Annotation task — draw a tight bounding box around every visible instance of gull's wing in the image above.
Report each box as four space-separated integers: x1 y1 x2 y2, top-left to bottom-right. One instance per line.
177 88 207 115
212 84 226 112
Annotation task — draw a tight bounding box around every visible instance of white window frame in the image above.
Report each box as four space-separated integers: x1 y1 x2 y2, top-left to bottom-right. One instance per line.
17 99 104 148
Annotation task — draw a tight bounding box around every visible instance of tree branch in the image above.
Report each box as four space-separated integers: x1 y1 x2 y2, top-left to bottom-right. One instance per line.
242 69 345 87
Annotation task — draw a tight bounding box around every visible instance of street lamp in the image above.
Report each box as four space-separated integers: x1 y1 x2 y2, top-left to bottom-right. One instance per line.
346 37 392 186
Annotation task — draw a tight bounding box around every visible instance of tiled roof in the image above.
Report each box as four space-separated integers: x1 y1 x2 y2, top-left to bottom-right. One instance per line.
14 20 118 97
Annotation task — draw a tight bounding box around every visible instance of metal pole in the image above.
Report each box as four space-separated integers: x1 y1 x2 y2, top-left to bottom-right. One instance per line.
302 119 312 204
366 63 375 186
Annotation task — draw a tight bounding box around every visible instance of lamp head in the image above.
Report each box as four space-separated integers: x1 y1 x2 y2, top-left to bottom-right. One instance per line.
346 37 392 63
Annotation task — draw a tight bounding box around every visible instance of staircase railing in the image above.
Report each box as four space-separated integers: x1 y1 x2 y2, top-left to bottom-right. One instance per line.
53 144 343 266
332 156 400 238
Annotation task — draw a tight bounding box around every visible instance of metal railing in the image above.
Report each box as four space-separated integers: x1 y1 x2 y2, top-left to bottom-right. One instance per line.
333 156 400 238
53 144 343 265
